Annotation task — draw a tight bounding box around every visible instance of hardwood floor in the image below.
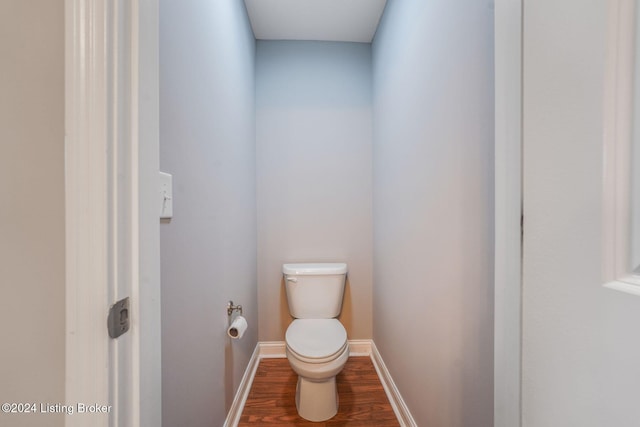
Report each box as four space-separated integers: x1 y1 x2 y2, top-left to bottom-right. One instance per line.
239 356 401 426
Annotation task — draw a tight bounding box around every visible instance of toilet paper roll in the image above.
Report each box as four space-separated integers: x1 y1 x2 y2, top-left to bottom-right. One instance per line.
227 315 248 339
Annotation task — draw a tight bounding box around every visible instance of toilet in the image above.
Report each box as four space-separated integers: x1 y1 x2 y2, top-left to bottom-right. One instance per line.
283 262 349 422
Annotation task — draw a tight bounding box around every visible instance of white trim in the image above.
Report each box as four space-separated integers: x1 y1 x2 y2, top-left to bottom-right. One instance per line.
348 339 373 356
605 277 640 296
223 342 285 427
256 339 374 358
494 1 523 426
370 342 417 427
603 0 640 295
223 345 262 427
134 1 162 426
258 341 287 358
65 1 111 426
225 340 415 426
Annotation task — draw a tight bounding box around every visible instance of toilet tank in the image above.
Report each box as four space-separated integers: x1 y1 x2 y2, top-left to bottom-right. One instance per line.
283 263 348 319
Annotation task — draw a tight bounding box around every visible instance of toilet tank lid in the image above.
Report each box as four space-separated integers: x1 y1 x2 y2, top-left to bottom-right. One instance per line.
282 263 347 275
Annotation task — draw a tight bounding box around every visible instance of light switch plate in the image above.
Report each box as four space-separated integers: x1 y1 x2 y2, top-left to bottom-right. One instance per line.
159 172 173 219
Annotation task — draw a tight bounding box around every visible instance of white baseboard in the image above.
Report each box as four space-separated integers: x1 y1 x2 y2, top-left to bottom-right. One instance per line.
370 341 417 427
224 339 416 427
348 339 373 356
256 339 374 358
222 344 260 427
258 341 286 358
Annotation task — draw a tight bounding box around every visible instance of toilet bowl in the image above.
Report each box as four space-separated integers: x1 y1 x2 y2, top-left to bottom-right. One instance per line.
285 318 349 422
282 262 349 422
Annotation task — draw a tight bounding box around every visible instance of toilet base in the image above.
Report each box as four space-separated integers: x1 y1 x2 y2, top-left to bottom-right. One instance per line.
295 375 338 422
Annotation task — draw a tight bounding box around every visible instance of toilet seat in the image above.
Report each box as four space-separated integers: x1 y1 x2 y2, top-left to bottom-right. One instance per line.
286 319 347 363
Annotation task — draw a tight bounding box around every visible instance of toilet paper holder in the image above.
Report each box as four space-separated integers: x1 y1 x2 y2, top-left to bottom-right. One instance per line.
227 300 243 317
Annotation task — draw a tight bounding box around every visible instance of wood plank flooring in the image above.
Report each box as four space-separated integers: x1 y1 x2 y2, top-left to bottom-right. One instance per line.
239 356 401 426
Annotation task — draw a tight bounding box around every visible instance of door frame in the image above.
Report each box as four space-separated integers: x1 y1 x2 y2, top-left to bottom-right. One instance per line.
64 1 160 426
65 0 522 426
494 1 523 426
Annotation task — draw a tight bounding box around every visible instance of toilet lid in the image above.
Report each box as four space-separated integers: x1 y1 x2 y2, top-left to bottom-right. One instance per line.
286 319 347 359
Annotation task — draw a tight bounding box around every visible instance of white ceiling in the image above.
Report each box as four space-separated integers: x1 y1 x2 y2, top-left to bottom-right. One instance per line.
244 0 387 43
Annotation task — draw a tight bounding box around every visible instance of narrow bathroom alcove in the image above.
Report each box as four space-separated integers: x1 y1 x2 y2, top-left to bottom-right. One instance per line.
159 1 494 426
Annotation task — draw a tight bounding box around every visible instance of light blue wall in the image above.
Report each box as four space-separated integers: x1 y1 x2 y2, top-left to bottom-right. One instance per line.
159 1 257 426
372 1 495 426
256 41 373 341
